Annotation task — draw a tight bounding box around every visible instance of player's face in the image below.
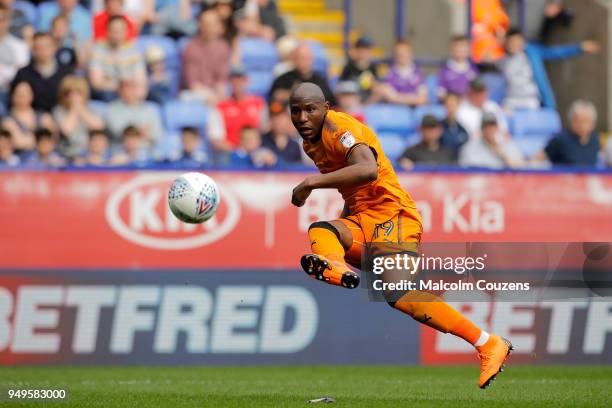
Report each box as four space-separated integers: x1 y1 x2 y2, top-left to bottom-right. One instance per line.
290 99 329 141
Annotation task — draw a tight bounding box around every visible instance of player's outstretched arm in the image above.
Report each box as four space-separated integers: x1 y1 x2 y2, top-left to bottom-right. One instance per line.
291 144 378 207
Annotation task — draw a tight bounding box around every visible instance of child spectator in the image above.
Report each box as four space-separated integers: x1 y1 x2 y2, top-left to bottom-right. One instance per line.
0 128 19 166
145 45 173 105
440 92 469 155
53 76 105 159
438 35 478 99
230 126 277 168
382 39 427 106
2 81 56 152
340 36 381 103
93 0 138 42
24 128 66 167
398 115 455 170
459 112 524 169
88 16 147 101
262 100 302 164
74 128 112 166
168 126 209 166
110 125 149 166
334 81 365 122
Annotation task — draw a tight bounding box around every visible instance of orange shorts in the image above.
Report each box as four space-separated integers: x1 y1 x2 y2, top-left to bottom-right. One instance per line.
338 203 422 268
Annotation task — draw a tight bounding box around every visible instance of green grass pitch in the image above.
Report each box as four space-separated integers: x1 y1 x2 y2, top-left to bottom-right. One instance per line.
1 366 611 407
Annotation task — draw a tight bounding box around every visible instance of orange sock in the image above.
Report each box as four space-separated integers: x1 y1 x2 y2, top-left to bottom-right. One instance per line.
308 226 345 262
392 291 485 346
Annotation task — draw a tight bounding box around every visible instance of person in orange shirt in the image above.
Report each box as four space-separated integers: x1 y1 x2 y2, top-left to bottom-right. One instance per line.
471 0 510 63
290 82 512 389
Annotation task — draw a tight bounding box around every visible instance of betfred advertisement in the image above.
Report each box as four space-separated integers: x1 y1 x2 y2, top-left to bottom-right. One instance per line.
0 171 611 268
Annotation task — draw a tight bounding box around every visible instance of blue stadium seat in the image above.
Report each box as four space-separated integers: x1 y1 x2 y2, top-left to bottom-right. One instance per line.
413 105 447 124
154 131 182 160
14 1 38 25
88 100 108 119
378 133 406 161
137 35 180 72
163 100 209 132
239 38 278 71
247 70 274 98
510 109 561 158
178 36 190 53
426 74 438 104
307 40 329 76
363 104 415 135
481 73 506 104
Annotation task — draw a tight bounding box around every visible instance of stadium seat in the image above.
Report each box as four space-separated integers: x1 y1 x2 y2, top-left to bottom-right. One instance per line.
153 131 182 160
510 109 561 158
307 40 330 76
177 36 190 53
426 74 438 104
363 104 415 135
378 133 406 161
163 100 209 132
137 35 180 72
239 38 278 71
413 105 447 124
246 70 274 98
14 1 38 25
37 2 89 30
88 100 108 119
481 73 507 104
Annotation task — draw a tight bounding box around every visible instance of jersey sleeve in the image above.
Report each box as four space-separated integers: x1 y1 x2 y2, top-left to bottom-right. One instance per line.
327 122 368 162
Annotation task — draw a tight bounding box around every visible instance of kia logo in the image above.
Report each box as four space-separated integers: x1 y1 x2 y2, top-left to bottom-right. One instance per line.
105 173 240 250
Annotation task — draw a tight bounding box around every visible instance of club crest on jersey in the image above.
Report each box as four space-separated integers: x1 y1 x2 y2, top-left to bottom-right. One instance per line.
340 131 355 148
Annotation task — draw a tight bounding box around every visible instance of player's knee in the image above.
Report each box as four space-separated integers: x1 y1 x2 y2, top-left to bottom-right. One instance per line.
309 221 352 249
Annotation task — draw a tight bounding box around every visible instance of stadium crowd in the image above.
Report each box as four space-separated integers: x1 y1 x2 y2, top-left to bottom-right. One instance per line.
0 0 610 170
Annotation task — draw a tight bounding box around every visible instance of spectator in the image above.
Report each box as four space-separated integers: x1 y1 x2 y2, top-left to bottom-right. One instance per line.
24 128 66 167
339 36 381 103
110 125 149 165
2 81 56 152
398 115 455 170
181 9 230 104
38 0 92 45
500 28 599 110
0 4 29 101
471 0 509 64
73 128 112 166
538 99 600 167
210 0 237 44
12 32 73 112
230 126 277 168
233 7 275 43
457 77 508 139
93 0 139 42
50 15 80 70
273 35 298 78
0 127 19 166
459 112 524 169
145 45 172 105
437 35 478 99
381 39 427 106
151 0 197 37
107 79 163 146
262 100 302 164
217 65 266 148
334 81 365 123
0 0 33 40
440 92 469 155
252 0 286 39
168 126 208 166
89 16 147 101
269 43 335 105
53 76 105 159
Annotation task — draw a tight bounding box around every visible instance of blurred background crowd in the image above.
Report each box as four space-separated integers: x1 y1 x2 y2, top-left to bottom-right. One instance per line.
0 0 610 170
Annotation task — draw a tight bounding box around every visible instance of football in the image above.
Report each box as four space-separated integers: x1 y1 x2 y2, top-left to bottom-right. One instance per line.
168 172 220 224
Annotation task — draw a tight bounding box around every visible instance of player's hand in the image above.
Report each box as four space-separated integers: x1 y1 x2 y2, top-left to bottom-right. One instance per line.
291 178 313 207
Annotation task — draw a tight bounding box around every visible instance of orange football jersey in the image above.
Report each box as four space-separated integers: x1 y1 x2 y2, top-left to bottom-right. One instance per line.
302 110 419 216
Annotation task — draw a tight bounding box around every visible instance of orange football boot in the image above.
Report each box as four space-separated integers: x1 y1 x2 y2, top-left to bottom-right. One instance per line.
300 254 360 289
477 335 513 389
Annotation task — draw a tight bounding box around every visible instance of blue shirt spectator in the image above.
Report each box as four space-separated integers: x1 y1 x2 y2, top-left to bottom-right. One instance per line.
439 93 469 155
24 128 66 168
543 101 600 167
230 127 278 169
0 128 20 166
38 0 92 44
167 127 209 167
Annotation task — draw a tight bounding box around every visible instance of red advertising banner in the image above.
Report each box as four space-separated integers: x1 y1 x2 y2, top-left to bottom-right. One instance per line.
0 171 611 269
